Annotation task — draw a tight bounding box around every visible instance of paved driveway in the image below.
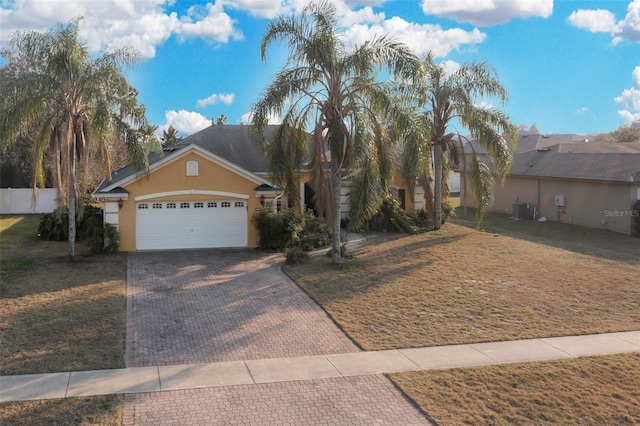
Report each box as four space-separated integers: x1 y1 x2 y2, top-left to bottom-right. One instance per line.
126 249 357 367
124 249 431 425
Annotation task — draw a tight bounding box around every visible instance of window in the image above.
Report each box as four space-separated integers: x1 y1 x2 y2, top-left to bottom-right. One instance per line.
194 202 204 208
180 202 190 208
167 203 176 209
186 160 199 176
234 201 244 208
221 201 231 208
152 203 163 209
207 202 217 208
138 203 148 209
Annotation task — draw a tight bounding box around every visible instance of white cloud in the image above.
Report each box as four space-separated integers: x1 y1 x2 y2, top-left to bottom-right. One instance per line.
615 66 640 124
0 0 242 59
196 93 236 108
421 0 553 26
176 2 243 42
440 60 461 78
161 110 212 135
240 110 281 125
576 107 588 115
568 0 640 45
223 0 286 19
343 17 486 58
567 9 617 33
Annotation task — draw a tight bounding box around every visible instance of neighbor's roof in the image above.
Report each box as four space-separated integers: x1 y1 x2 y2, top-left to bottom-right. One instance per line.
472 143 640 183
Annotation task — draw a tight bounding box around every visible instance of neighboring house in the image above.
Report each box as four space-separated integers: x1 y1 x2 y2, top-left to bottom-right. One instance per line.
459 134 640 235
93 125 424 251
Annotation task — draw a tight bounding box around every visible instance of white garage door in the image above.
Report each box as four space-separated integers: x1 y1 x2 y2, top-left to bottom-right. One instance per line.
136 200 247 250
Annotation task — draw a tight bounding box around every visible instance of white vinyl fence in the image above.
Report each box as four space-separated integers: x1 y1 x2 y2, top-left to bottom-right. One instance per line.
0 188 58 214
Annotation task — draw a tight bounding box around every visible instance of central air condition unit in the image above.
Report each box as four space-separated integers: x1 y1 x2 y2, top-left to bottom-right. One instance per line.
512 202 528 220
554 195 566 207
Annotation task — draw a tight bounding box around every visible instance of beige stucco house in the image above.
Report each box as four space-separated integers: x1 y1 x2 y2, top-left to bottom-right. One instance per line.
460 134 640 235
93 125 424 251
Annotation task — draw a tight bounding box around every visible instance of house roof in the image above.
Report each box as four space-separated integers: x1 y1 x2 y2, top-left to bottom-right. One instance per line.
481 143 640 183
461 133 640 183
94 125 286 195
166 124 278 173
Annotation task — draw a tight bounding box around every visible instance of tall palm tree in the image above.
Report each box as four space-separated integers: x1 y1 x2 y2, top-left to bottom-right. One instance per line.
401 56 518 229
251 0 418 264
0 19 152 259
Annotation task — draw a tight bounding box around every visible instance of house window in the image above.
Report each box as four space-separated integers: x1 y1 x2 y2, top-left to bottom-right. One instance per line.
152 203 162 209
207 202 217 208
221 201 231 208
138 203 148 209
180 202 190 208
186 160 199 176
194 202 204 208
234 201 244 208
167 203 176 209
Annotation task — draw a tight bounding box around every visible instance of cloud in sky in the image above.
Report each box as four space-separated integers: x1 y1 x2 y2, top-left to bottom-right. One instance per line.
568 0 640 45
615 66 640 124
196 93 236 108
576 107 588 115
420 0 554 26
240 110 281 125
0 0 242 58
161 110 211 135
343 17 486 57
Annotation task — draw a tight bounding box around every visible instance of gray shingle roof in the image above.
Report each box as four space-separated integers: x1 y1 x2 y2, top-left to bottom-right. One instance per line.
95 125 286 194
479 143 640 183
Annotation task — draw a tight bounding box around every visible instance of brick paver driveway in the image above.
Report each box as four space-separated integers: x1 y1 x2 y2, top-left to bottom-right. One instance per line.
124 249 431 425
126 249 357 367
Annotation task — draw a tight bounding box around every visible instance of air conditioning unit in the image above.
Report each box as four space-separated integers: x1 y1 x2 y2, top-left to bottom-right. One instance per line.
512 202 528 220
554 195 565 207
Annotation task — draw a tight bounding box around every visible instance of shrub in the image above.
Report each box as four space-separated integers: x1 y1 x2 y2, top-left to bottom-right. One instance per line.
103 224 120 254
365 198 415 233
633 200 640 238
285 247 309 265
253 209 303 251
38 208 69 241
441 200 456 224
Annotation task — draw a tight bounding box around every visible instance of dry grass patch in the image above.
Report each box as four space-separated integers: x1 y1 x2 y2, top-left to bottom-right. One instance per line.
391 353 640 425
0 395 123 425
286 222 640 350
0 215 127 375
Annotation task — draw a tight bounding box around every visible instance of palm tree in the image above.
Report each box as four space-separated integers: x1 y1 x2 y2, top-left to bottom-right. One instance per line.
161 125 181 146
0 19 152 259
401 56 518 229
251 0 418 264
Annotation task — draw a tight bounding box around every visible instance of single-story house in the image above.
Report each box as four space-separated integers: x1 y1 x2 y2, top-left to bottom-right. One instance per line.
459 134 640 235
93 125 425 251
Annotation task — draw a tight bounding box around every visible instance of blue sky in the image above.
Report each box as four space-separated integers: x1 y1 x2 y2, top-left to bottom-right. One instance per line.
1 0 639 137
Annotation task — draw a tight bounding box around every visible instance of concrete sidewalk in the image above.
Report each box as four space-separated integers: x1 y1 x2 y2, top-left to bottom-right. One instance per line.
2 330 638 403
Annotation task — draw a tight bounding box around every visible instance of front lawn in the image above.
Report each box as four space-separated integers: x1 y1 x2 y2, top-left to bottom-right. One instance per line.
0 215 127 375
391 353 640 425
285 212 639 424
286 222 639 350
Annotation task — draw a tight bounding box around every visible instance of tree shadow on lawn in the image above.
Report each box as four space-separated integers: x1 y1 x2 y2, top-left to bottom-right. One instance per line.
452 207 640 266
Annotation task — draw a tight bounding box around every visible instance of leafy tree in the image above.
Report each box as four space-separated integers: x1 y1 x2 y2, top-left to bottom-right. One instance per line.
401 56 517 228
596 120 640 143
161 125 181 146
251 0 418 264
0 19 152 259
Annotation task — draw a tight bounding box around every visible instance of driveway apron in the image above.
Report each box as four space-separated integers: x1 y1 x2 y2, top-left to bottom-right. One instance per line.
124 249 431 425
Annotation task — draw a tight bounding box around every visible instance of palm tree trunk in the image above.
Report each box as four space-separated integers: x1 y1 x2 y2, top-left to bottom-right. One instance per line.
330 164 342 265
433 143 443 230
67 121 76 261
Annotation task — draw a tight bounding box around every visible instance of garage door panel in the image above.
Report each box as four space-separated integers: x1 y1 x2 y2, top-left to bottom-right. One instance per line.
136 200 247 250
